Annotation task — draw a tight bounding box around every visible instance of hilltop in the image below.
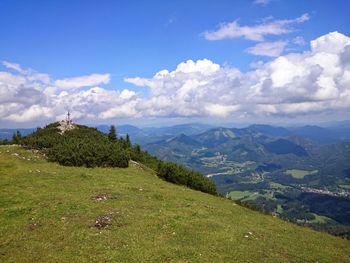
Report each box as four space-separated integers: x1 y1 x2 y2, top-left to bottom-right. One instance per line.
0 145 349 262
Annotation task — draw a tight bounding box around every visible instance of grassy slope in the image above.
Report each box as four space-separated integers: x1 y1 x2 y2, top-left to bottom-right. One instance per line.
0 146 349 263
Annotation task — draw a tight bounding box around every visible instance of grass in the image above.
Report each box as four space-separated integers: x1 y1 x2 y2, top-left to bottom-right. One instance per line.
0 146 350 262
226 191 257 201
276 204 284 214
227 188 280 202
269 182 289 190
339 184 350 190
284 169 318 179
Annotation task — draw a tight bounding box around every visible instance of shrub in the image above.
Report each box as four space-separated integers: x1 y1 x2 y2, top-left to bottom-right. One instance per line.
157 162 217 195
23 123 130 168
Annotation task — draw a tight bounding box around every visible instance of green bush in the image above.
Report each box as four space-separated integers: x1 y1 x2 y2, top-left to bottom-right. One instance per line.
23 123 130 168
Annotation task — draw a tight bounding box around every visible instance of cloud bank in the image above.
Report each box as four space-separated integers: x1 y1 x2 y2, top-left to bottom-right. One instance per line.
0 32 349 124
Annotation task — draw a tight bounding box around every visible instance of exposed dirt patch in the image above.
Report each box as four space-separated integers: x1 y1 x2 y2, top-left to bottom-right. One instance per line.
92 193 109 202
94 212 113 229
27 222 40 231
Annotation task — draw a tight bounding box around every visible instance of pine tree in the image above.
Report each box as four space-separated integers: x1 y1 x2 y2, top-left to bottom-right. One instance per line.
108 125 117 142
126 133 131 147
16 130 22 140
12 130 21 144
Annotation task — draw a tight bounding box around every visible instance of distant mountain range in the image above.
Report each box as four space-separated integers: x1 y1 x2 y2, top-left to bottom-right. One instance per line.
141 124 350 183
2 122 350 144
248 124 350 144
94 123 214 145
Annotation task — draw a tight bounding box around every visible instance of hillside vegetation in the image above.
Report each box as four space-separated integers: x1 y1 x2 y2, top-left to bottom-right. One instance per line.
0 145 349 262
19 122 216 195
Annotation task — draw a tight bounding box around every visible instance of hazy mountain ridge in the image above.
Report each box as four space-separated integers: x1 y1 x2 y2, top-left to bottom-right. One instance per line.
3 122 350 144
0 128 36 141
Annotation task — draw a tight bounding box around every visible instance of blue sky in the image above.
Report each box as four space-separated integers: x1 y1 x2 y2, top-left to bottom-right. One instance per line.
0 0 350 127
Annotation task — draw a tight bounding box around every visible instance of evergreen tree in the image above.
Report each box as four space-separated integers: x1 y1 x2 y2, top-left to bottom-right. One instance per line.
126 133 131 147
12 132 17 144
16 130 22 139
135 144 141 153
108 125 117 142
12 130 22 144
0 138 9 145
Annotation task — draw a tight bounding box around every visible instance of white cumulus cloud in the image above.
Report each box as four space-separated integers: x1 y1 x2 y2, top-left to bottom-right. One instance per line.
0 66 129 123
126 32 350 118
1 31 350 124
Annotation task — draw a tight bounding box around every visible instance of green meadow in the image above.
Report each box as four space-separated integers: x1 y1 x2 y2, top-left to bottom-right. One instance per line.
284 169 318 179
1 146 349 262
